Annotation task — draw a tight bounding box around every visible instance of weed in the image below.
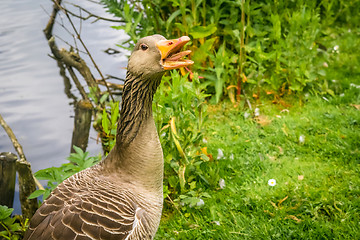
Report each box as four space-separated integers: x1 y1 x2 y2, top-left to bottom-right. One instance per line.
28 146 101 201
102 0 360 99
0 205 28 240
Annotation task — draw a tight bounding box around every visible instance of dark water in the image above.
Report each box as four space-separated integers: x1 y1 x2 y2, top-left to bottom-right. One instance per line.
0 0 128 214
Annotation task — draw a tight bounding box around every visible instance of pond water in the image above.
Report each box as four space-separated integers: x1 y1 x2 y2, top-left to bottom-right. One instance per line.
0 0 127 214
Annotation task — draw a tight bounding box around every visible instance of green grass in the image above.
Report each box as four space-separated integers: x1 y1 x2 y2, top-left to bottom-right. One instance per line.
155 91 360 239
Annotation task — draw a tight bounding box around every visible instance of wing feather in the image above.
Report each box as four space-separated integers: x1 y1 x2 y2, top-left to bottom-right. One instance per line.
23 170 152 240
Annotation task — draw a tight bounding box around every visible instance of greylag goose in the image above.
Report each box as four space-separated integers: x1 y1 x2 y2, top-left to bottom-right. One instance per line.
24 34 193 240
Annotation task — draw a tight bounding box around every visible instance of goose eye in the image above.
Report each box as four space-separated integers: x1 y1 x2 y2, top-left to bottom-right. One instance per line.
140 44 148 51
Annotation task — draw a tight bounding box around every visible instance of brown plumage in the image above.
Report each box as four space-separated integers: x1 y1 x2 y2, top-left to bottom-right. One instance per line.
23 34 193 240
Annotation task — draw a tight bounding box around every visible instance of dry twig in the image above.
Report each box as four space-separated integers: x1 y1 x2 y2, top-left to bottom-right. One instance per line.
52 0 114 101
64 2 125 23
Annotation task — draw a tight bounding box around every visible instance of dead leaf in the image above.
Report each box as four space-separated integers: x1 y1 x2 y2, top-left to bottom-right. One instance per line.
228 87 236 104
278 196 288 207
264 210 275 217
241 73 247 83
281 124 289 136
255 115 272 126
267 154 277 162
350 104 360 110
226 85 239 90
270 201 278 209
284 215 301 223
278 146 284 154
200 147 213 161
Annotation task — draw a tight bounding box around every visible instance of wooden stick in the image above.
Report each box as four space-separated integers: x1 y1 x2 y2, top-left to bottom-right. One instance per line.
0 152 17 208
70 100 93 153
95 79 124 90
0 114 38 219
16 161 38 219
43 0 62 40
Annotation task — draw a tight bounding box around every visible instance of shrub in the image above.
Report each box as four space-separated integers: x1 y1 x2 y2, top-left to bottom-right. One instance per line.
153 71 211 208
101 0 360 100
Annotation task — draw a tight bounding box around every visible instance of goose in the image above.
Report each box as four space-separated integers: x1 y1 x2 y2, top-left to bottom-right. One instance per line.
24 34 193 240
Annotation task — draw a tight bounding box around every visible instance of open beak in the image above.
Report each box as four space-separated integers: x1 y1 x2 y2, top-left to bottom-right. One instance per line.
156 36 194 70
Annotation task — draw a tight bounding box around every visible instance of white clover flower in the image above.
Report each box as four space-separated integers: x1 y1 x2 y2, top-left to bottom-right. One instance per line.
323 62 328 68
244 112 250 119
254 108 260 117
349 83 360 89
219 178 226 189
332 45 340 54
299 135 305 144
217 148 224 160
196 198 205 207
230 153 234 160
340 93 345 97
268 179 276 186
202 138 208 143
214 221 221 226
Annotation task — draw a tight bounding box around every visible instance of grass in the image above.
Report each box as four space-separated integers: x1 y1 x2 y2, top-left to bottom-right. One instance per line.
155 90 360 239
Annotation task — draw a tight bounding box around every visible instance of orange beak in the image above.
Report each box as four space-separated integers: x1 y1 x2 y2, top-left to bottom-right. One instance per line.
155 36 194 70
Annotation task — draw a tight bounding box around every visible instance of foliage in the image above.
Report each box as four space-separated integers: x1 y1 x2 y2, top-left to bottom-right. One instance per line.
155 92 360 239
28 146 101 201
101 0 360 101
92 99 120 154
0 205 28 240
153 71 210 209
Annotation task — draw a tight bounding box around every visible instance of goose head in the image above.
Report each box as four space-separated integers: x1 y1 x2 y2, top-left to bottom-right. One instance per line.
127 34 194 78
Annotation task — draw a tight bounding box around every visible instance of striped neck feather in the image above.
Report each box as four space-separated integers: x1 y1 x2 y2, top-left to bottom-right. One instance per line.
116 71 163 146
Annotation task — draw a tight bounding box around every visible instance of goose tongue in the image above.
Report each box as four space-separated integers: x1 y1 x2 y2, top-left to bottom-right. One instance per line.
155 36 194 70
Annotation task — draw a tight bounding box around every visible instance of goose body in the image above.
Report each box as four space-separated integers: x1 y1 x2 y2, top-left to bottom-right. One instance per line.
24 35 193 240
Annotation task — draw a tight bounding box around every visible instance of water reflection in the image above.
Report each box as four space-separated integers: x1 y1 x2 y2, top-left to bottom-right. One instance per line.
0 0 127 214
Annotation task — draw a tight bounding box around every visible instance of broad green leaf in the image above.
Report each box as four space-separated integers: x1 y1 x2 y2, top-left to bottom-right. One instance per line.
174 22 186 33
111 102 119 126
192 37 216 64
35 168 57 181
166 9 181 31
102 108 109 134
27 190 46 200
0 205 13 220
99 93 108 104
189 24 217 39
